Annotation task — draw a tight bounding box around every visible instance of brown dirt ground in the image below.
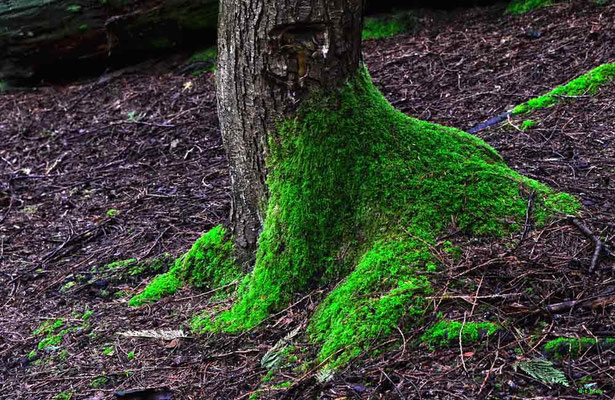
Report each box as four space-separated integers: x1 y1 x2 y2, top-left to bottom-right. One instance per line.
1 1 614 399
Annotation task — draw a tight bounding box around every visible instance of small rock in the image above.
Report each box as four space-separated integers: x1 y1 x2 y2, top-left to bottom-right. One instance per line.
93 279 108 288
349 384 367 393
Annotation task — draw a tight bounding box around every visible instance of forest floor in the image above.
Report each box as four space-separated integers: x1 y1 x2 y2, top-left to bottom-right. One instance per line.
1 1 615 399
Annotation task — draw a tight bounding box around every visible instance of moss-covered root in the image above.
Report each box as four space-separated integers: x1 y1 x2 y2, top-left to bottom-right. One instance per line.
512 63 615 114
192 67 577 366
129 225 240 306
421 320 499 348
543 337 615 360
309 239 435 366
506 0 552 14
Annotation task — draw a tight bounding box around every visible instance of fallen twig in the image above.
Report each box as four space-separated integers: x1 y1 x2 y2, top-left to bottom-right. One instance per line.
545 286 615 314
568 217 613 273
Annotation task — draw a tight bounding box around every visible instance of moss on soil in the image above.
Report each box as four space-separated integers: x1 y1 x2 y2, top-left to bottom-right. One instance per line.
129 225 239 306
188 46 217 74
422 320 499 348
363 18 405 40
187 67 577 367
543 337 615 360
512 63 615 114
33 318 69 351
32 311 93 354
362 12 415 40
90 376 108 388
520 120 537 131
506 0 552 14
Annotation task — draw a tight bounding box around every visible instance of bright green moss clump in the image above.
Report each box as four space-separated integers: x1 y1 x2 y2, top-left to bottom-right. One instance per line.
310 239 435 366
520 120 537 131
422 320 499 348
362 18 405 40
129 225 239 306
193 67 577 365
128 272 181 306
33 319 70 351
506 0 552 14
173 225 238 288
543 337 615 360
513 63 615 114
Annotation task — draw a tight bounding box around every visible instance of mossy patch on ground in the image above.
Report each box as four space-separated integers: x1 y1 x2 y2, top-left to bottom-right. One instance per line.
31 312 92 358
520 119 537 131
506 0 552 15
90 376 108 388
363 18 405 40
188 46 217 74
512 63 615 114
60 254 173 297
190 67 577 367
53 392 74 400
422 320 499 348
543 337 615 360
129 225 240 306
362 12 416 40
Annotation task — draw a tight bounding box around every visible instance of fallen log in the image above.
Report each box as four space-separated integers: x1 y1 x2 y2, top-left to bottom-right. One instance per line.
0 0 218 83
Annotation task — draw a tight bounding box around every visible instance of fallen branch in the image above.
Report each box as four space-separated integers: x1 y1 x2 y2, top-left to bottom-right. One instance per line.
568 217 613 273
545 286 615 314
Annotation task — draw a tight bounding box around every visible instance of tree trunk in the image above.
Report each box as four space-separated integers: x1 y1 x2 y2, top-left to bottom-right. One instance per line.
202 0 574 367
0 0 218 83
216 0 364 265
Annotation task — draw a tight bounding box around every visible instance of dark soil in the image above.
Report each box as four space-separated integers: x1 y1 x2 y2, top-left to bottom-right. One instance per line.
1 1 614 399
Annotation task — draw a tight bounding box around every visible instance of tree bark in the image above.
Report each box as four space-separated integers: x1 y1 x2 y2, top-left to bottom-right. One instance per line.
0 0 218 83
216 0 364 265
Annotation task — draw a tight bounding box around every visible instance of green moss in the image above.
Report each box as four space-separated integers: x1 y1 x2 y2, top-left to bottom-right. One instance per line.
108 258 135 270
58 349 69 361
129 225 239 306
310 239 434 366
60 281 76 293
102 345 115 356
105 255 170 277
506 0 551 14
422 320 499 348
512 63 615 114
38 328 71 350
54 393 74 400
192 67 577 366
521 120 537 131
128 272 181 306
362 18 405 40
106 208 119 217
189 46 217 74
90 376 108 388
27 350 37 360
543 337 615 360
33 318 64 336
66 4 82 13
173 225 239 288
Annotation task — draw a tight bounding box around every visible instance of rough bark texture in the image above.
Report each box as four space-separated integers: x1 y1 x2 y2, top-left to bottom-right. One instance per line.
0 0 218 82
216 0 364 265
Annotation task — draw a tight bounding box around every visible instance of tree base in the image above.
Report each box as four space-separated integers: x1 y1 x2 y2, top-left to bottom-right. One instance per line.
136 67 578 367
